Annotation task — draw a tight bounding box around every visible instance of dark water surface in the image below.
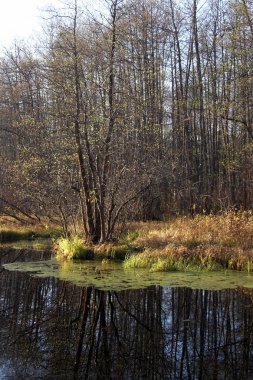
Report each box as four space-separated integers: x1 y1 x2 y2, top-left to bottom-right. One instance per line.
1 248 253 379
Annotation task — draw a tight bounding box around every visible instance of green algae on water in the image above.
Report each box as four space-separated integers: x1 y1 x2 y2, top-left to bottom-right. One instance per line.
3 258 253 291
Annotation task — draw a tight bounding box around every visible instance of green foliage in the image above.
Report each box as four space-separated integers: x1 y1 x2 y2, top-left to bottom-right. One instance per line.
123 253 186 271
150 257 179 272
124 249 241 273
55 236 94 260
119 230 140 245
106 244 132 260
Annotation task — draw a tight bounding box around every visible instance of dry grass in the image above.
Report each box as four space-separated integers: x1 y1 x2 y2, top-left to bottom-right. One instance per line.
3 212 253 272
0 217 61 242
124 212 253 272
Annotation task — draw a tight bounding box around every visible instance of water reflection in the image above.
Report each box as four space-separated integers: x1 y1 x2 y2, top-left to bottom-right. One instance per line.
1 251 253 379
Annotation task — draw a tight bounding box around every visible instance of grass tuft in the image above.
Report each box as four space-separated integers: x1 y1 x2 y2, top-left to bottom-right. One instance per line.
105 244 131 260
55 236 94 260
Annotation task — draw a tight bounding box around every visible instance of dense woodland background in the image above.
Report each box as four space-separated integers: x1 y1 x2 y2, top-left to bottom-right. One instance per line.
0 0 253 241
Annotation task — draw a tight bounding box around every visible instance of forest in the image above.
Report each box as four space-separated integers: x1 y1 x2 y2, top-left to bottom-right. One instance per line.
0 0 253 243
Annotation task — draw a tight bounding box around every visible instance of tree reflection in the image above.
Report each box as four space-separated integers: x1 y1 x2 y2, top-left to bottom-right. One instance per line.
0 261 253 379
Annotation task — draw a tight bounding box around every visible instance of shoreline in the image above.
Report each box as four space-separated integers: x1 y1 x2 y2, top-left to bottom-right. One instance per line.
1 212 253 273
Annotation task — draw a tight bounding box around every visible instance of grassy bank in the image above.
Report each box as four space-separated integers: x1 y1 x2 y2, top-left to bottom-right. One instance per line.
5 212 253 273
54 236 134 261
123 212 253 272
0 220 61 243
55 212 253 273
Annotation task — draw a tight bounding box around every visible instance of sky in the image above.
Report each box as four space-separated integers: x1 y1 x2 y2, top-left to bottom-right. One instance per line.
0 0 67 49
0 0 101 50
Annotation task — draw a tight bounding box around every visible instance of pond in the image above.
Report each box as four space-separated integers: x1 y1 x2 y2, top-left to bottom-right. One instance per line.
1 246 253 379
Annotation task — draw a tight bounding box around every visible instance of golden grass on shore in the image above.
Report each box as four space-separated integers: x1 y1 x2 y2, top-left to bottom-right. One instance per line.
2 212 253 272
123 212 253 272
0 218 61 243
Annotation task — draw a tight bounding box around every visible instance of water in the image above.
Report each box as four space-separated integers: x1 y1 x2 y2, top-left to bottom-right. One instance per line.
0 237 52 250
1 247 253 379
